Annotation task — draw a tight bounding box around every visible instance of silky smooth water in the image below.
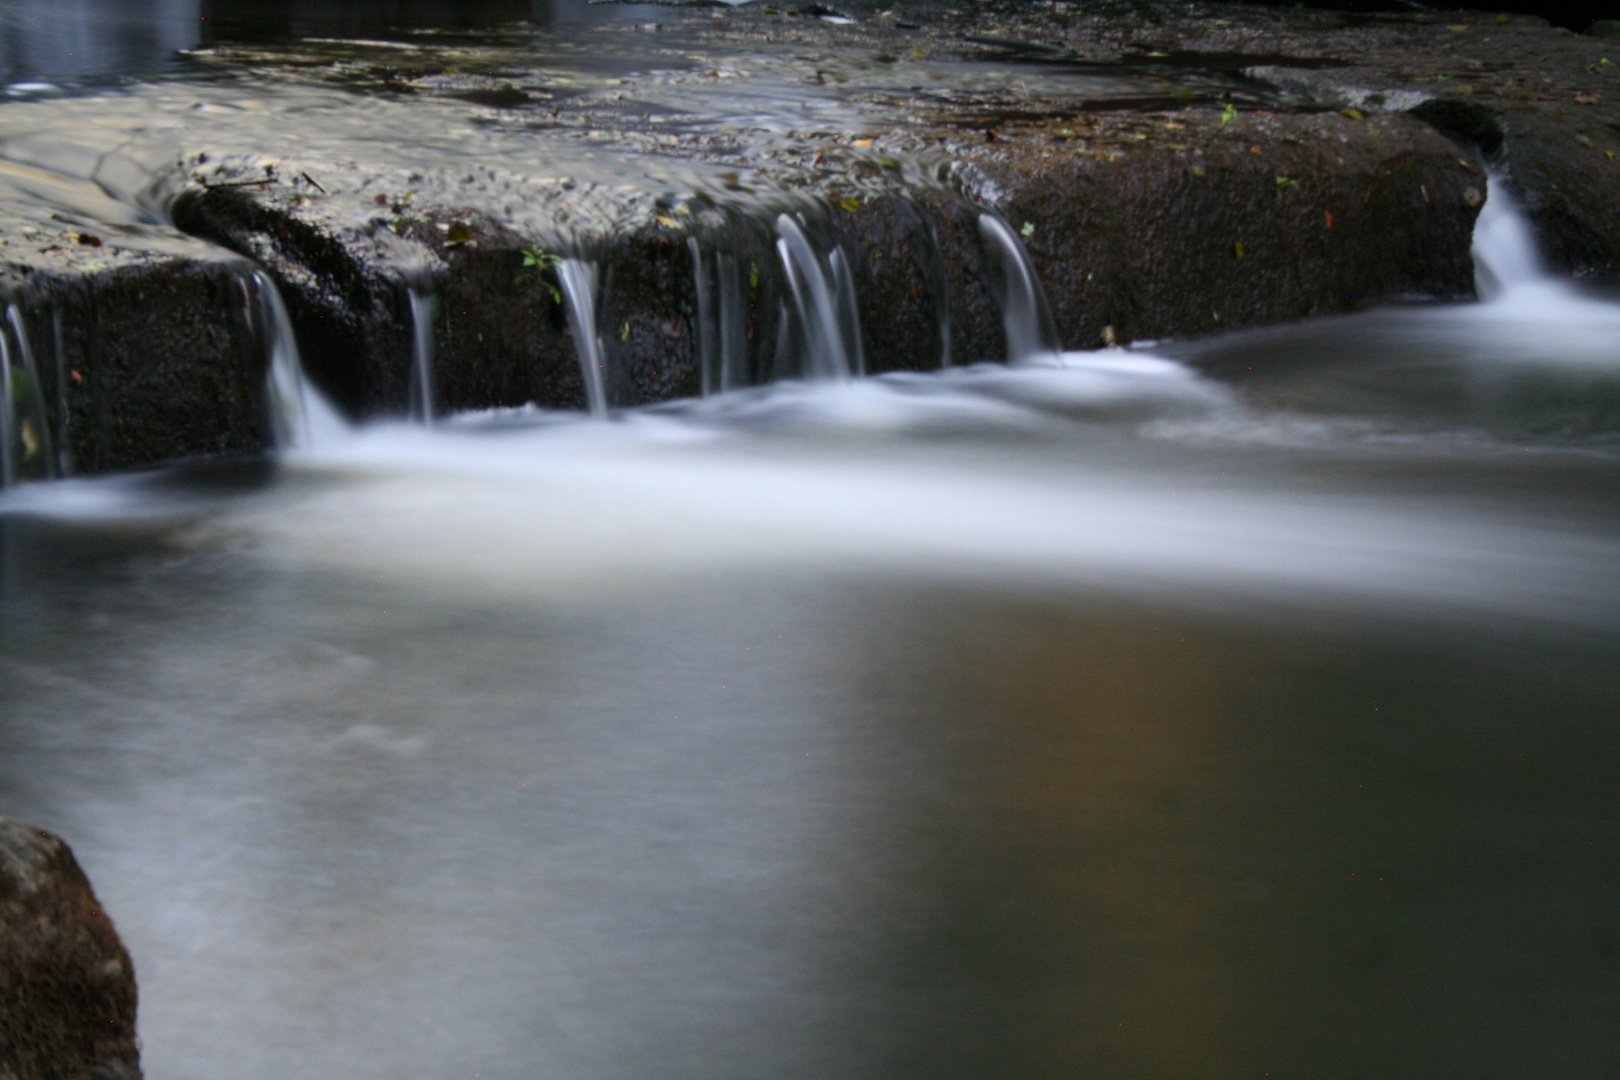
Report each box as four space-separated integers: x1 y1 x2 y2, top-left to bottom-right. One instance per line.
3 286 1619 1079
1 9 1619 1079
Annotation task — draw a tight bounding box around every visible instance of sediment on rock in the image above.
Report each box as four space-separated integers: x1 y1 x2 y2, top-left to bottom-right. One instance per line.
0 817 142 1080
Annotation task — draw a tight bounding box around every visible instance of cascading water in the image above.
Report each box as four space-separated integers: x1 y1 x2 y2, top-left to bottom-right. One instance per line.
688 240 754 397
977 213 1062 364
1471 173 1544 301
0 325 12 487
827 247 865 378
51 309 69 477
775 213 859 382
557 258 608 417
243 267 330 450
408 287 436 424
689 238 718 397
6 306 54 482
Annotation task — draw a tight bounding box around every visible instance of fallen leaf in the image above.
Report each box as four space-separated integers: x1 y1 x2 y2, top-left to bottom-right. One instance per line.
444 223 473 246
655 215 678 227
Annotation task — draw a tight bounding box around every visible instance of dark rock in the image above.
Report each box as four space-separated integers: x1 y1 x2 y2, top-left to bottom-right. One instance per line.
0 818 141 1080
1586 20 1620 40
947 109 1483 346
0 199 273 479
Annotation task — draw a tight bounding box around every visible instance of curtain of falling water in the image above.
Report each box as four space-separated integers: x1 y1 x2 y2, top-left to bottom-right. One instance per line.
557 258 607 417
6 306 55 482
0 325 13 487
1471 175 1544 300
409 287 436 424
246 268 312 449
977 213 1061 363
775 213 857 382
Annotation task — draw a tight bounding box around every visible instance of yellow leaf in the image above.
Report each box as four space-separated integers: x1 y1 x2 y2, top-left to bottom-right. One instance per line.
852 138 873 147
655 215 678 227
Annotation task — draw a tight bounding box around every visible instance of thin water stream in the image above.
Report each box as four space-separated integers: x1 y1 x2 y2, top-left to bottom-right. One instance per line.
1 11 1620 1080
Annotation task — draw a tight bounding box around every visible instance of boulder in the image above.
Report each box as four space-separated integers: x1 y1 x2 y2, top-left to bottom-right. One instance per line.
0 818 141 1080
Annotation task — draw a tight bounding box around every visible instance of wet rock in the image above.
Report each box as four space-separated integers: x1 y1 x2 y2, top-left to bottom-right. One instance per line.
945 109 1483 346
0 818 141 1080
0 207 271 480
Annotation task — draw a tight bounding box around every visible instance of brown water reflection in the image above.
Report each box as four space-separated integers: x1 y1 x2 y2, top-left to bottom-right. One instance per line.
854 592 1620 1078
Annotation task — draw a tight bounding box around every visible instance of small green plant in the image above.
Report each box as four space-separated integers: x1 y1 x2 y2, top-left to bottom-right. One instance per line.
1274 175 1299 190
1220 103 1238 125
516 245 562 303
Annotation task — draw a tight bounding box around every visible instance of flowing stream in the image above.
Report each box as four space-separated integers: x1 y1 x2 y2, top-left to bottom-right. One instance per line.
2 14 1620 1080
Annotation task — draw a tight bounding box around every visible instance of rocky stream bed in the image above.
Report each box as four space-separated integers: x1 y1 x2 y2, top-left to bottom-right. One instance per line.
0 0 1617 470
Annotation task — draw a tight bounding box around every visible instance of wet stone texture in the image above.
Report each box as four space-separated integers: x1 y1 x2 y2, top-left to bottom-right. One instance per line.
0 214 270 482
0 818 141 1080
4 0 1620 442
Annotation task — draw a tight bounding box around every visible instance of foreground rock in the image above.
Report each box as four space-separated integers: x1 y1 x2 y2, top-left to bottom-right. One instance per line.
0 818 141 1080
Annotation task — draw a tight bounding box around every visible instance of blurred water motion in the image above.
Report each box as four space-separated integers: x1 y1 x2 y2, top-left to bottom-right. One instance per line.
3 315 1619 1078
0 5 1618 1078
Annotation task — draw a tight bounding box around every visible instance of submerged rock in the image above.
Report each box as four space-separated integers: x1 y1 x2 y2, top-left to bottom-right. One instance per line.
0 818 141 1080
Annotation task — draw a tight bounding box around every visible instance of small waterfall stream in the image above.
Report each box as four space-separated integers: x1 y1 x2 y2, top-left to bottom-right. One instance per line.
0 307 54 486
775 213 861 382
1471 174 1545 300
977 213 1062 364
7 306 54 482
557 258 608 418
0 326 13 488
408 287 437 424
245 269 311 449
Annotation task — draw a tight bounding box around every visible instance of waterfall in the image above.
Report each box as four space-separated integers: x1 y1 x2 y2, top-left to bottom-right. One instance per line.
716 251 748 392
408 286 436 424
689 238 719 397
775 213 858 381
691 238 759 395
827 246 865 378
0 325 13 488
977 213 1061 364
244 269 311 448
557 258 608 417
52 309 69 477
242 268 346 451
7 306 54 481
1471 174 1545 301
